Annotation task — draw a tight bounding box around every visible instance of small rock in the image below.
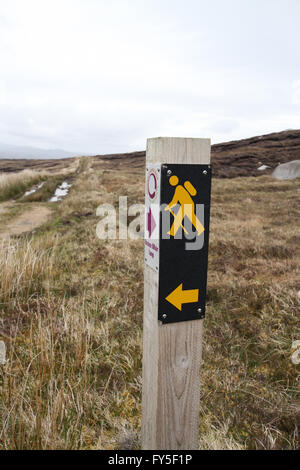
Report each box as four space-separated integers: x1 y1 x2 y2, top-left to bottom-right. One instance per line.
0 341 6 365
272 160 300 180
291 340 300 365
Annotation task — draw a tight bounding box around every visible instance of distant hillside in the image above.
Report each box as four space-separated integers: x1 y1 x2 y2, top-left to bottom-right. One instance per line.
0 142 76 159
92 130 300 178
211 129 300 177
1 130 300 177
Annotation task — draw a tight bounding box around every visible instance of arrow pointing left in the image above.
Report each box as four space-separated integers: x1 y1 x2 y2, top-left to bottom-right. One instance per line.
165 283 199 311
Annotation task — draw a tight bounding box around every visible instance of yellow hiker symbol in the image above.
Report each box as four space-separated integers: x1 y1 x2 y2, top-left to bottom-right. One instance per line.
165 175 205 237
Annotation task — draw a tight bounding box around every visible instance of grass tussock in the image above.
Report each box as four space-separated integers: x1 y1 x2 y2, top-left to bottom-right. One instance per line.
0 171 45 202
0 238 55 307
0 236 142 449
0 167 299 449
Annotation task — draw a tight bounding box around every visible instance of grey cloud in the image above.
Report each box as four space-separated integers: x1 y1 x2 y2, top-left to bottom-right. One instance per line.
0 0 299 155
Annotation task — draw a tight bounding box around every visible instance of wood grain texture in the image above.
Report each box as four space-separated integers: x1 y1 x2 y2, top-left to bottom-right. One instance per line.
142 137 211 450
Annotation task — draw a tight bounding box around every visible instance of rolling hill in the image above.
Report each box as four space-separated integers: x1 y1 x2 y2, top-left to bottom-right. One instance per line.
1 129 300 178
92 129 300 178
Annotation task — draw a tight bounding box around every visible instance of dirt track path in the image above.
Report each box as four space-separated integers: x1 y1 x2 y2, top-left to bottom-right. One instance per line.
0 205 52 239
0 201 14 214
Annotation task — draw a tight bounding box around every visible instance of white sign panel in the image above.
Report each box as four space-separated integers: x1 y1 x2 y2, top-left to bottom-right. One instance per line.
145 163 161 271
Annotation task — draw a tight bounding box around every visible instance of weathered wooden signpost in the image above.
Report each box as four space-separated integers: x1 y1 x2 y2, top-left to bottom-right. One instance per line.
142 137 211 450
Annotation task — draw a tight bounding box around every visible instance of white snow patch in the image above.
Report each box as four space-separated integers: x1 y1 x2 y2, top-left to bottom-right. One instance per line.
257 165 270 171
24 181 45 197
49 181 72 202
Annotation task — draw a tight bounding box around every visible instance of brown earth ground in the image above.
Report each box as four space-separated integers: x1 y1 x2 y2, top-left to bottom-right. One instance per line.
0 204 52 238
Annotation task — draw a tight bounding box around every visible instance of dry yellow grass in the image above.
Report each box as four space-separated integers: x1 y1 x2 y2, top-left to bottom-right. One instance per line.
0 164 299 449
0 238 55 305
0 170 45 202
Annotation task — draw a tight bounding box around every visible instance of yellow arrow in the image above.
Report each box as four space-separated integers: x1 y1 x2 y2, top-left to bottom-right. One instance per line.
165 283 199 311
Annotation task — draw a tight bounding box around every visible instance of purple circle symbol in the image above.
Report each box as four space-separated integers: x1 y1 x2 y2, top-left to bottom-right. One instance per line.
147 170 158 200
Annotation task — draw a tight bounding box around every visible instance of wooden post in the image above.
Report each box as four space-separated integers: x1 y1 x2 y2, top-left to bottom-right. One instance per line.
142 137 211 450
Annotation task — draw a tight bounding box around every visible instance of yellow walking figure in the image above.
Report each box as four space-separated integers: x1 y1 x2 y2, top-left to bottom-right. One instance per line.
165 175 205 237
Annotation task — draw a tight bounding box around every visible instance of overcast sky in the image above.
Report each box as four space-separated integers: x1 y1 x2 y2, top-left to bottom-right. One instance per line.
0 0 299 154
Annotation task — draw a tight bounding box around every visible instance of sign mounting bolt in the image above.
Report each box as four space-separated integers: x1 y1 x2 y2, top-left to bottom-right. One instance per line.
162 314 167 319
167 169 172 176
197 308 202 314
202 170 207 175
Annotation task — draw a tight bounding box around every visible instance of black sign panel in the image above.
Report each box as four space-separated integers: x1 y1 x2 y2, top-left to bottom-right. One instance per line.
158 163 211 324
